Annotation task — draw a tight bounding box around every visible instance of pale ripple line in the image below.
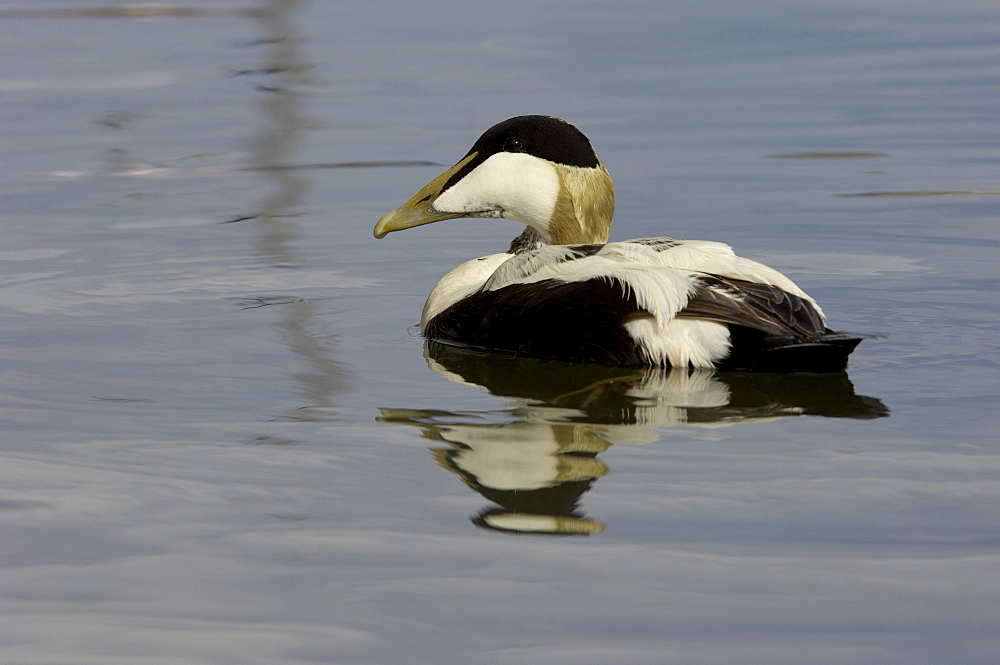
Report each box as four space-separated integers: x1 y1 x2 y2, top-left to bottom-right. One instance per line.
839 189 1000 198
768 151 890 159
0 268 378 315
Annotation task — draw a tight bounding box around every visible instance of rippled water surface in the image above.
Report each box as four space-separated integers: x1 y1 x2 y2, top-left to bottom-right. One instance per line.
1 1 998 663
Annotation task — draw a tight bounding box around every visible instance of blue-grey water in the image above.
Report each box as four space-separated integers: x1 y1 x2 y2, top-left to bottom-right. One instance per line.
1 1 998 664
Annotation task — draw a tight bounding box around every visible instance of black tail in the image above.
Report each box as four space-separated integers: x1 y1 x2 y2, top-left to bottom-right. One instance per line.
718 329 881 373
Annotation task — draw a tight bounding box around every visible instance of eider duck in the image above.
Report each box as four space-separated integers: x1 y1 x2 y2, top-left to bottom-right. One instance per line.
374 115 872 372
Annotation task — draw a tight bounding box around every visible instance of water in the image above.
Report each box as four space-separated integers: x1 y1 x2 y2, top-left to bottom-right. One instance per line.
1 1 998 663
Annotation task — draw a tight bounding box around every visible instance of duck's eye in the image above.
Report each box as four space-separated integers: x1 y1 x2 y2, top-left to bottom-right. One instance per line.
503 137 522 152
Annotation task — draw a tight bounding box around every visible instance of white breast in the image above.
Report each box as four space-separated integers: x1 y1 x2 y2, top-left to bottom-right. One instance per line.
420 252 512 330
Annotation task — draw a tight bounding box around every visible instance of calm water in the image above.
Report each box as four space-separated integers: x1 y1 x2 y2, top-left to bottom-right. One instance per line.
1 1 998 663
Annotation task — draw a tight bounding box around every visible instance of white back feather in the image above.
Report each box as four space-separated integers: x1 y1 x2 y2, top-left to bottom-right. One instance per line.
624 238 824 317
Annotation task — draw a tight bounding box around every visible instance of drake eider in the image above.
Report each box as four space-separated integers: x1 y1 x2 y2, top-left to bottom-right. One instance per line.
374 115 873 372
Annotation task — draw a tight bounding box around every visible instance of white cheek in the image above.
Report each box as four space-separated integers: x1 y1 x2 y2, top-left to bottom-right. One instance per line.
433 153 559 230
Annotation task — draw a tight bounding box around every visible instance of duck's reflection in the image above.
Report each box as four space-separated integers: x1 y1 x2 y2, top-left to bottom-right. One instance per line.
379 342 887 536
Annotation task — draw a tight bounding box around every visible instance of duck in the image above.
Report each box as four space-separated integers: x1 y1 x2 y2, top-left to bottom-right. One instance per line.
374 115 873 372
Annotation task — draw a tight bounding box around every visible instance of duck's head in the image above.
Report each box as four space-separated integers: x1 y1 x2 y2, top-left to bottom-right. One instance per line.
374 115 615 245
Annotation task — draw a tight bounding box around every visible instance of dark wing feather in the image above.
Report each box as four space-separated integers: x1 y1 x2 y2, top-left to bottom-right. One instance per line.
678 275 827 339
624 237 685 251
679 275 874 372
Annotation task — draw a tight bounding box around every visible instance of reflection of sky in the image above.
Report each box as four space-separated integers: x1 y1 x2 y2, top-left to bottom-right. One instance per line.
0 1 997 664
